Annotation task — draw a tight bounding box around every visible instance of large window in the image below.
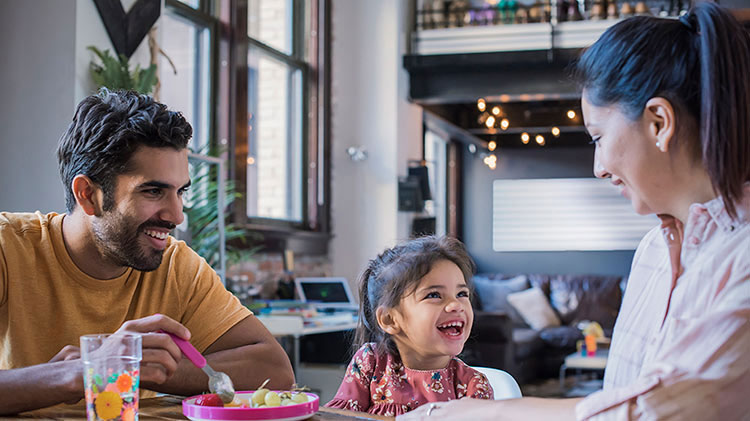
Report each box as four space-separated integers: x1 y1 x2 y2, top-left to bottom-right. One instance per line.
237 0 325 231
158 0 329 251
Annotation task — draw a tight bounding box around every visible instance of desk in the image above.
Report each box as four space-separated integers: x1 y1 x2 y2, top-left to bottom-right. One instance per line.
257 315 357 373
15 395 394 420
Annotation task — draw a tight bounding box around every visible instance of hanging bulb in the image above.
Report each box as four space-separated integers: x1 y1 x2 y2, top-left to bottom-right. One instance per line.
485 115 496 129
535 134 545 145
477 98 486 112
552 126 561 137
567 110 576 120
488 141 497 151
521 132 530 144
483 154 497 169
500 118 509 130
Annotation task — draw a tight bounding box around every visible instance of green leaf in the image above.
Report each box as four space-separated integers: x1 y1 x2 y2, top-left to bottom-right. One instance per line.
87 46 156 94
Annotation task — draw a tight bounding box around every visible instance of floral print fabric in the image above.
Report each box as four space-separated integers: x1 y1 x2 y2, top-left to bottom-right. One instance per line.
325 343 493 416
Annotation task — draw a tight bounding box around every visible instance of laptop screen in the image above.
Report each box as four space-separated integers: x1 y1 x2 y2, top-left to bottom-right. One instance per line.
295 277 356 309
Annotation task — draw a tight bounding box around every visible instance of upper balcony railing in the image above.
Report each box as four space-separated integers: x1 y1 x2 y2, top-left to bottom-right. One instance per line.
411 0 691 55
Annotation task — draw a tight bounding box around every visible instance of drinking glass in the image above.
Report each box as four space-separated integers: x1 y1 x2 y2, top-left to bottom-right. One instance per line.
80 334 142 421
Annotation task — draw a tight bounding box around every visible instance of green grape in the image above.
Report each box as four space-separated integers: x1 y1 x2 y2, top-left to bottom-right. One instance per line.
281 398 293 406
264 391 281 407
292 392 308 403
251 388 269 405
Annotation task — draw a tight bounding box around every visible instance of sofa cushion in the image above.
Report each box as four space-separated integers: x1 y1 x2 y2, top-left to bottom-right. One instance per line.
548 275 623 329
512 328 544 360
507 287 561 330
473 275 529 326
538 325 583 349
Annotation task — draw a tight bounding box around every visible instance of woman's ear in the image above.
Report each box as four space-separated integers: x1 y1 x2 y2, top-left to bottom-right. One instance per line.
644 97 676 153
71 175 104 216
375 306 401 336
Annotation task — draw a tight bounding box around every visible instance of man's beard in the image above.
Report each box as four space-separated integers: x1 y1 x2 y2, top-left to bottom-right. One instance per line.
92 210 175 272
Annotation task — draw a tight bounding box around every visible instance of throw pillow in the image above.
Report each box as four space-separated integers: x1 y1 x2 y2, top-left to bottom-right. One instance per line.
506 287 561 330
473 275 529 326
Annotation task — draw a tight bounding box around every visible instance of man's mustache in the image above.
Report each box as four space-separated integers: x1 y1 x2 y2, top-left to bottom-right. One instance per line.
140 220 176 231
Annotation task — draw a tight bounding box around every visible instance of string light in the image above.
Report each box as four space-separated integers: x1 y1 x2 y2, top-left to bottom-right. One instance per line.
491 106 501 116
488 141 497 151
477 98 486 112
535 134 545 145
483 154 497 170
247 156 256 165
551 126 561 137
500 118 509 130
521 132 530 144
485 115 496 129
567 110 576 119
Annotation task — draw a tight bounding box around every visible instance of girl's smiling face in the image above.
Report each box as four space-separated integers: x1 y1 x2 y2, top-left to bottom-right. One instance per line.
380 259 473 370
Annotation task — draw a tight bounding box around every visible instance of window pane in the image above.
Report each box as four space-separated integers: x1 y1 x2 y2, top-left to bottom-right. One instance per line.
246 51 303 221
248 0 294 55
424 130 447 236
176 0 199 9
159 11 211 150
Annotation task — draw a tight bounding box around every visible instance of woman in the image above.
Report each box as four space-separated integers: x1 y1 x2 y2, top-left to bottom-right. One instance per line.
399 3 750 420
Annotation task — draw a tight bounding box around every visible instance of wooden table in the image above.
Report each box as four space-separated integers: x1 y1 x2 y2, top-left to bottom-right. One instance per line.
13 395 394 421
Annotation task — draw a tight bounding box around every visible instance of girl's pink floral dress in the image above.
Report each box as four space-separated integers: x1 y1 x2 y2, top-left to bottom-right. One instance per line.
325 343 493 417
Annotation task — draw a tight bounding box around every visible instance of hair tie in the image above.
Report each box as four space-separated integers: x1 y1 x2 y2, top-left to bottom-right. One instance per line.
679 14 697 33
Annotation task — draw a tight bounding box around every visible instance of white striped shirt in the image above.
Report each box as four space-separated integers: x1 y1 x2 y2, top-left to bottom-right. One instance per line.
576 186 750 420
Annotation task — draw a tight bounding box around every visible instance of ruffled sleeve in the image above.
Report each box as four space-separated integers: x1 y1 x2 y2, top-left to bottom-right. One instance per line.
325 343 377 412
453 360 494 400
465 370 494 399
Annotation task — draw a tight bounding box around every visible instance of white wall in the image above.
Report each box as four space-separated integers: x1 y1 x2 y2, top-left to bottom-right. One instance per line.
0 0 76 213
0 0 157 213
329 0 423 284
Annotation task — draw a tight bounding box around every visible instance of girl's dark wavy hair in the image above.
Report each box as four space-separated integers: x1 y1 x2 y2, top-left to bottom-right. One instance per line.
57 88 192 213
574 2 750 219
354 235 476 358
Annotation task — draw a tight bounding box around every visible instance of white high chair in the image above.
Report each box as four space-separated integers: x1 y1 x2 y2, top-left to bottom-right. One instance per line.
472 366 522 400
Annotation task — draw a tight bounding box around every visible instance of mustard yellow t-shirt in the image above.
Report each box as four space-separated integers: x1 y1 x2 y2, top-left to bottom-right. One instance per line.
0 211 252 370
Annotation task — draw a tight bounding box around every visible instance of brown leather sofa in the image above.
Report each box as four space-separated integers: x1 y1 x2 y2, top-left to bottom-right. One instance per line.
460 274 625 385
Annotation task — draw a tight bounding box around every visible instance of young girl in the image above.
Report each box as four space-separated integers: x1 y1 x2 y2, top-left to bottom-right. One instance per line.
325 236 493 416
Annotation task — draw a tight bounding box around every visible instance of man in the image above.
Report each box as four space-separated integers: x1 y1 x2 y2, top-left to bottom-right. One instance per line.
0 90 294 414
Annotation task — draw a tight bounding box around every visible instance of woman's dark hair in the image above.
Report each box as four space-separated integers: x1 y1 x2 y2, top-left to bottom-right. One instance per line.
57 89 193 213
354 235 476 358
575 2 750 219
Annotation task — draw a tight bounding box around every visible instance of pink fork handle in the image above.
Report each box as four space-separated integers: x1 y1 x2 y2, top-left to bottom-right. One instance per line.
161 331 206 368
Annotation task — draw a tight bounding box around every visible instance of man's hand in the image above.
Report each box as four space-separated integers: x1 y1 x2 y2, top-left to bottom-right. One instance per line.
113 313 190 387
48 345 80 363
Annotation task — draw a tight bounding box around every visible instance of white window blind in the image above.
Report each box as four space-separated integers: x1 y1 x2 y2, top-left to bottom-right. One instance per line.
492 178 659 251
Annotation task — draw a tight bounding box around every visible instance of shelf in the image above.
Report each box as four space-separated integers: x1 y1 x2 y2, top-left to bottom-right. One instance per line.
413 20 620 56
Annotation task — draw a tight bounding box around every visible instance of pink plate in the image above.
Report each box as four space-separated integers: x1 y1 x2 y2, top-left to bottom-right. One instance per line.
183 391 319 421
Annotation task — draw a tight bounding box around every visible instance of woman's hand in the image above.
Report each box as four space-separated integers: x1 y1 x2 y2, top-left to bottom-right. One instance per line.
397 399 501 421
397 397 580 421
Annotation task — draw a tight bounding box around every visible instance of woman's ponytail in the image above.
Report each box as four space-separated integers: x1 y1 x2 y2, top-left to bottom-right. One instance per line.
693 2 750 219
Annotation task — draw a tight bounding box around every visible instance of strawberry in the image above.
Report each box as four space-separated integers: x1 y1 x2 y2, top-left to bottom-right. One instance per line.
194 393 224 407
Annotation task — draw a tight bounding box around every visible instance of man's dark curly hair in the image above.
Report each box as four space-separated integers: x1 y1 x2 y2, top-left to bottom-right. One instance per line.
57 89 192 213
